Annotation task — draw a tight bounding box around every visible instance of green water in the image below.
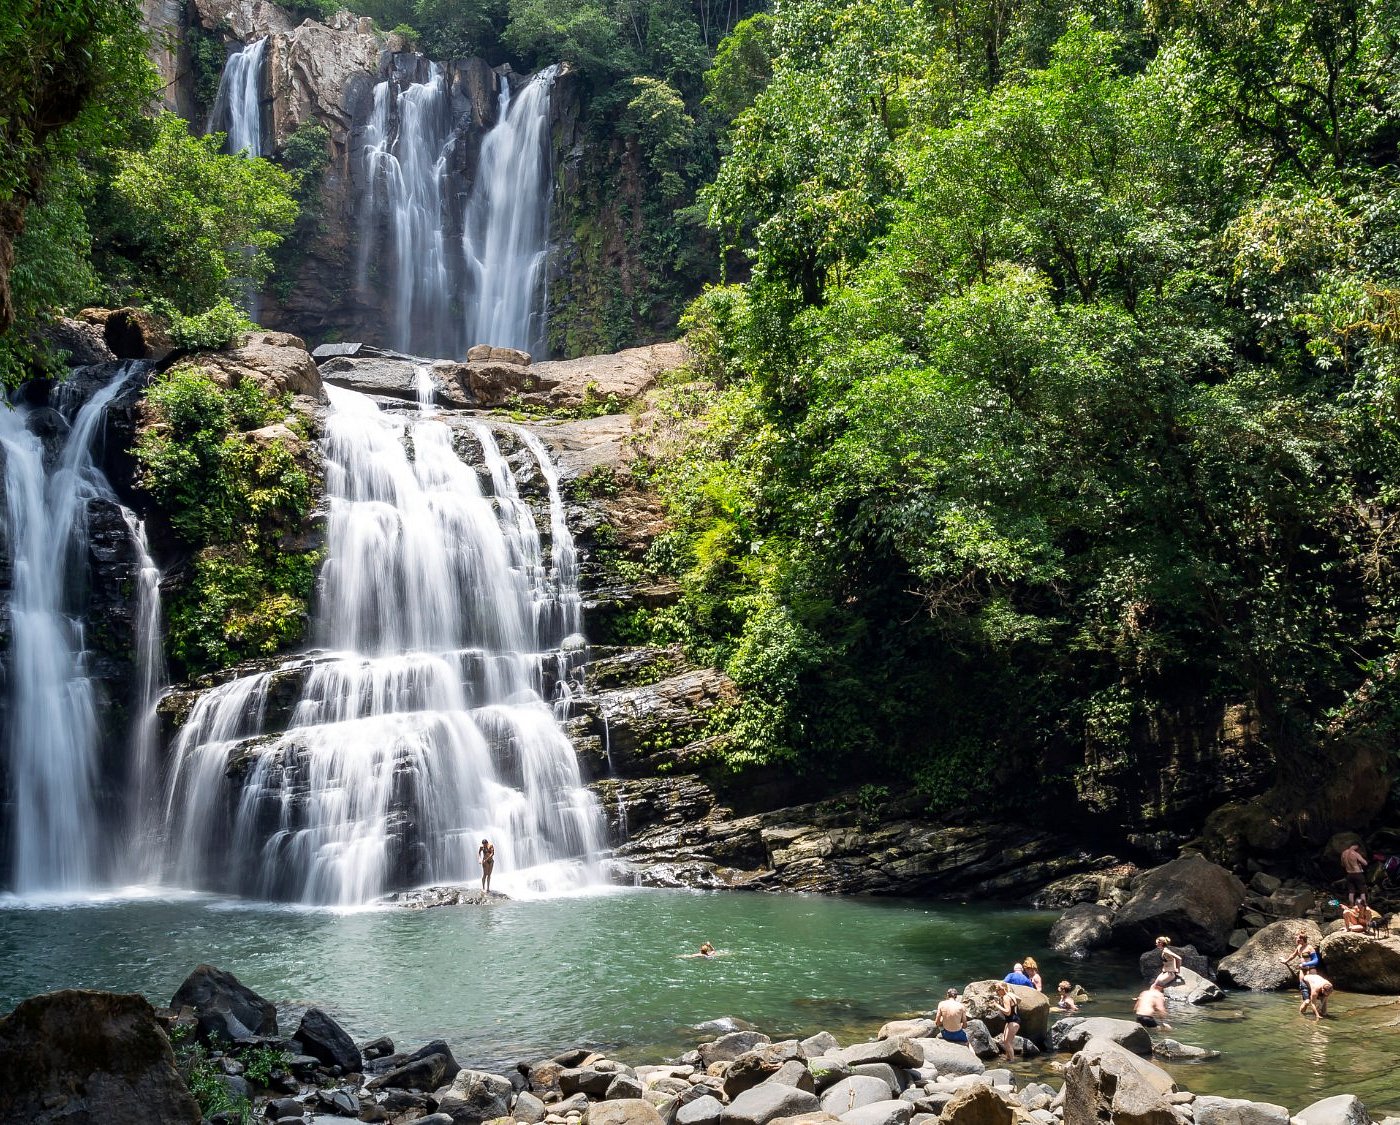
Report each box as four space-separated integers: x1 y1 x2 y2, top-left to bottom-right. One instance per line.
1 889 1397 1114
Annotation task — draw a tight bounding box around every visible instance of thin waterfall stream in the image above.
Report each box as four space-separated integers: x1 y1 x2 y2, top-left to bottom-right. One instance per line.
160 388 604 904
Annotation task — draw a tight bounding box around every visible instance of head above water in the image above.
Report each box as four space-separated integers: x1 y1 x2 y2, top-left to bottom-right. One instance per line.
1057 980 1071 993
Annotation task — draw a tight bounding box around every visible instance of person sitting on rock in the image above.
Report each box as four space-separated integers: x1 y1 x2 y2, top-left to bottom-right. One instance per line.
1022 956 1044 991
1342 902 1368 933
934 988 973 1052
993 981 1021 1061
1134 981 1172 1030
1003 962 1035 988
1056 980 1078 1012
1299 970 1333 1020
1153 936 1184 987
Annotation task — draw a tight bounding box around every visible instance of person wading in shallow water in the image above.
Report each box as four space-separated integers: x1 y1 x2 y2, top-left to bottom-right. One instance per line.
478 838 496 893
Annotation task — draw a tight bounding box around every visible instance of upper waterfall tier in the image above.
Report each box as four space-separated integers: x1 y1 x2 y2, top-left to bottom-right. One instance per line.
354 64 557 360
207 38 267 158
161 387 603 904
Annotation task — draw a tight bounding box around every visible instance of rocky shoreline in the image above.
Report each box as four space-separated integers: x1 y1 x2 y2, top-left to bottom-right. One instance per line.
1 957 1394 1125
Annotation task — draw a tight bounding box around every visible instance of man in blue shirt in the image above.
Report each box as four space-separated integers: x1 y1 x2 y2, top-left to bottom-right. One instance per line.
1003 963 1035 987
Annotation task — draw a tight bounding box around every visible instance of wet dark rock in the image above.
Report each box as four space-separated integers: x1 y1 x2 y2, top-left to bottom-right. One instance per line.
171 964 278 1040
437 1068 514 1123
363 1035 395 1059
366 1039 461 1091
295 1007 362 1073
0 989 200 1124
1110 855 1246 956
1050 904 1115 958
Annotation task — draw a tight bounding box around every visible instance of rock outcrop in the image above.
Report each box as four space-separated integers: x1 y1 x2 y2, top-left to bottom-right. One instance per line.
0 989 201 1124
1217 920 1324 990
1062 1038 1177 1125
1316 931 1400 993
1110 854 1246 956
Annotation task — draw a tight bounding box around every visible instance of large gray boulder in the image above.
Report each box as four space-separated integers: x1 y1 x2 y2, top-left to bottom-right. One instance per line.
722 1083 822 1125
939 1084 1015 1125
1218 920 1324 990
1317 932 1400 993
960 983 1049 1046
837 1038 923 1069
701 1032 773 1067
591 1100 668 1125
678 1096 727 1125
294 1007 362 1074
808 1057 853 1091
1050 904 1115 958
1193 1095 1290 1125
0 990 202 1125
434 1069 514 1124
169 964 278 1039
1062 1038 1176 1125
802 1032 842 1057
1295 1095 1375 1125
1161 965 1225 1005
878 1019 934 1041
1049 1017 1151 1056
911 1038 983 1076
367 1040 461 1092
839 1100 912 1125
821 1076 894 1116
1110 854 1246 956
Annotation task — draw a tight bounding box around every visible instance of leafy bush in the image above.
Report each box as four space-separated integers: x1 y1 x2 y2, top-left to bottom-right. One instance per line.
159 298 254 351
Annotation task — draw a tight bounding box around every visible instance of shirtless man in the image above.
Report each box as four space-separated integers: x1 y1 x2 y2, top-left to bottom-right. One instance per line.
478 838 495 892
1134 982 1172 1030
934 988 973 1052
1299 971 1333 1020
1341 842 1368 905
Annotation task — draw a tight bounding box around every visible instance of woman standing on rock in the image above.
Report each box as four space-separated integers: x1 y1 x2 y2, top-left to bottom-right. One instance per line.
993 981 1021 1062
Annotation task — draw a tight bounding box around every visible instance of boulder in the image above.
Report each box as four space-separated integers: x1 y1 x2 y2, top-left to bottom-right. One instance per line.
316 1086 360 1115
103 307 173 360
802 1033 842 1057
367 1040 460 1092
1151 1039 1220 1061
294 1008 362 1074
363 1036 395 1060
1218 921 1325 991
698 1018 759 1036
591 1100 668 1125
959 983 1049 1046
850 1065 901 1094
1135 945 1213 983
1110 854 1246 956
1049 1017 1151 1056
515 1090 547 1123
938 1085 1014 1125
764 1061 817 1094
1161 966 1225 1005
45 316 116 366
563 1062 627 1097
963 1022 998 1061
678 1096 727 1125
822 1076 896 1115
1249 872 1283 896
1295 1095 1375 1125
1192 1096 1288 1125
1062 1039 1176 1125
840 1100 912 1125
0 989 201 1124
912 1039 983 1076
723 1083 823 1125
170 964 278 1038
1049 904 1115 958
700 1032 773 1067
879 1020 935 1041
807 1057 853 1091
610 1074 647 1100
1317 932 1400 993
190 331 324 400
837 1039 923 1070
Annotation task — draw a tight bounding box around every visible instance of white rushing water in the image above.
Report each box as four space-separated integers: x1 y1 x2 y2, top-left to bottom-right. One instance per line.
119 509 166 876
0 368 137 892
356 64 558 358
462 65 560 355
208 38 267 158
162 388 604 904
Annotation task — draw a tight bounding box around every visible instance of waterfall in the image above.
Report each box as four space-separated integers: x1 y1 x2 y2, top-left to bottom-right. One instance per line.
462 66 560 355
356 66 458 357
208 38 267 158
0 367 138 893
119 509 165 875
161 389 604 904
355 63 559 359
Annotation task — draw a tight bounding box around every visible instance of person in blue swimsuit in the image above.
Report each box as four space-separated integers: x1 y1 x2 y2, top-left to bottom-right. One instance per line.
934 989 972 1051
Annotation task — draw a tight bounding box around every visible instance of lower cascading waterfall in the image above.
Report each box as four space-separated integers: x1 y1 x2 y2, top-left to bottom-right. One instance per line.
161 386 603 904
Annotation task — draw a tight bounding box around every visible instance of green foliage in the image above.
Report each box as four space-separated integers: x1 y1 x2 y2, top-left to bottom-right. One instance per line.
137 365 318 676
703 13 773 125
160 299 256 351
169 1028 251 1124
647 0 1400 803
240 1045 291 1087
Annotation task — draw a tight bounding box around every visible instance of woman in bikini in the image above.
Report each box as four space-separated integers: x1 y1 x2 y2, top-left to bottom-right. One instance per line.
993 981 1020 1062
1154 936 1183 987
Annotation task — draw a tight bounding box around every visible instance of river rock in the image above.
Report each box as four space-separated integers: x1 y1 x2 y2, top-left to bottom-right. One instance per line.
723 1083 822 1125
678 1096 727 1125
822 1076 896 1115
963 1021 998 1061
1163 965 1225 1005
701 1032 773 1067
879 1019 935 1041
838 1038 923 1070
766 1061 818 1094
913 1039 984 1076
190 331 324 401
295 1007 362 1074
564 1062 628 1097
170 964 278 1038
515 1091 548 1123
367 1040 461 1092
1151 1039 1220 1061
1295 1095 1375 1125
592 1100 668 1125
960 983 1049 1045
610 1075 647 1100
1191 1095 1288 1125
1063 1039 1176 1125
938 1085 1015 1125
802 1033 842 1056
1049 1017 1151 1056
103 306 173 360
1110 854 1246 956
1050 904 1115 958
364 1035 395 1060
532 1061 566 1100
0 989 202 1124
1317 932 1400 993
808 1058 853 1091
1217 920 1324 990
840 1100 912 1125
1136 944 1213 983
